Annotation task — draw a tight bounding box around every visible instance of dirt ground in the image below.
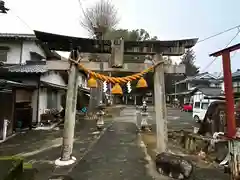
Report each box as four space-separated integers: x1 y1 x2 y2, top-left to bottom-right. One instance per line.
140 131 230 180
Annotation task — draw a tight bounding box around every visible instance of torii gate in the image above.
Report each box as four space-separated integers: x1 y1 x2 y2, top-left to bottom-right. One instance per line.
210 43 240 180
34 30 198 165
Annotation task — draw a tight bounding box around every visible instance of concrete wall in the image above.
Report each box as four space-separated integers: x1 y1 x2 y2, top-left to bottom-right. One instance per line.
0 40 45 64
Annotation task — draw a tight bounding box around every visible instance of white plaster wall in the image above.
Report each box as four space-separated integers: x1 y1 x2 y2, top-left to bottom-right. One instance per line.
39 88 47 117
22 41 45 63
221 82 225 92
40 71 66 86
193 91 204 103
77 73 89 89
0 40 46 64
31 71 66 123
210 83 216 87
0 42 21 64
187 83 196 91
31 88 47 123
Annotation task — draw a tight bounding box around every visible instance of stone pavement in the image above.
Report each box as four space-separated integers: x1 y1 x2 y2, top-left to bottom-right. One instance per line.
68 121 154 180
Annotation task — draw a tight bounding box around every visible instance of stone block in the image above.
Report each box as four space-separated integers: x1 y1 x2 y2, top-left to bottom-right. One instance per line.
156 152 193 179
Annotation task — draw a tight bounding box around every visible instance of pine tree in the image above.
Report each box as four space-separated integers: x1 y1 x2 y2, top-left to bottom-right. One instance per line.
180 49 199 76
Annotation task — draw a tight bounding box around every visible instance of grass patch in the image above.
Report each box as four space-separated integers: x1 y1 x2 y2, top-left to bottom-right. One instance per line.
23 163 33 169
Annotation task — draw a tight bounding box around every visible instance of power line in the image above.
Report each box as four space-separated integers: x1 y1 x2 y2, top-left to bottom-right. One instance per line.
10 11 32 31
201 28 240 72
197 24 240 44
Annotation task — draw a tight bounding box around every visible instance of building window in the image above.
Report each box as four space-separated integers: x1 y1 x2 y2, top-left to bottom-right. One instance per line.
30 52 43 61
233 81 240 93
201 102 209 110
47 89 58 109
194 102 200 108
0 50 8 62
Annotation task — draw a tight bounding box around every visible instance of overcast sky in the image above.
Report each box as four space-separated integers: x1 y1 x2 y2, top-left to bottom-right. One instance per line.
2 0 240 74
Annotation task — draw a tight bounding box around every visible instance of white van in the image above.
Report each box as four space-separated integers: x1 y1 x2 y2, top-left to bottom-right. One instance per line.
192 99 213 122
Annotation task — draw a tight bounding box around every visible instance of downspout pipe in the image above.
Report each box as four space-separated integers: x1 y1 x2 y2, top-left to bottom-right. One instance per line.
36 74 41 126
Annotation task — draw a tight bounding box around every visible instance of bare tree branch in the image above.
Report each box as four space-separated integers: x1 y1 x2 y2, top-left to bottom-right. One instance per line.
80 0 119 38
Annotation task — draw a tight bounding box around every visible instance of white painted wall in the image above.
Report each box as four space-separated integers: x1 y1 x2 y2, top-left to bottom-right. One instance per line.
22 41 45 63
221 82 225 92
32 71 66 123
193 91 205 103
0 40 45 64
0 42 21 64
187 83 196 90
78 73 88 89
40 71 66 86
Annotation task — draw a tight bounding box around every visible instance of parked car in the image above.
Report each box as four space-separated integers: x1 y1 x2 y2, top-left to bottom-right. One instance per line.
182 103 193 112
192 99 221 123
198 100 240 136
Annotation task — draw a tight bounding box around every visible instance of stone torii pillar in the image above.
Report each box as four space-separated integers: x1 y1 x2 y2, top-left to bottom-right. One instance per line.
153 54 168 153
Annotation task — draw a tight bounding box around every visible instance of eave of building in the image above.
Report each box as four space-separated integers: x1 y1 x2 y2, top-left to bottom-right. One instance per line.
0 33 37 41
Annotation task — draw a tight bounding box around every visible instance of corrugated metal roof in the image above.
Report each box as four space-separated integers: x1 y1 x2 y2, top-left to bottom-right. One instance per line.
0 33 36 40
8 64 47 73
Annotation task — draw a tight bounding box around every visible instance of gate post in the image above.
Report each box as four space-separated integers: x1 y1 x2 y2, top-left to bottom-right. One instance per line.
153 54 167 153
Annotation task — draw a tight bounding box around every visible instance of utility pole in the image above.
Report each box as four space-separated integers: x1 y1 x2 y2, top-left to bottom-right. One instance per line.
97 30 104 105
56 50 79 165
153 54 167 153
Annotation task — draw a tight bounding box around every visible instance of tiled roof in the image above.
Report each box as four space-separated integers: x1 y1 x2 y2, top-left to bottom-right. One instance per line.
192 87 222 96
0 79 33 88
0 33 36 40
8 64 47 73
175 72 219 85
232 70 240 78
41 81 67 90
218 70 240 80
